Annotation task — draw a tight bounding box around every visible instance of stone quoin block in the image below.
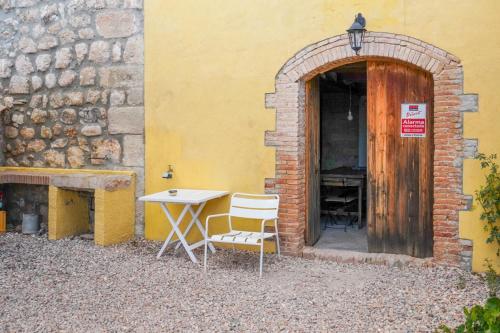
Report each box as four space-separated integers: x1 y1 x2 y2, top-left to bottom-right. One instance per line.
265 93 277 109
463 139 478 159
122 135 144 167
108 106 144 134
123 35 144 64
99 65 143 88
127 87 143 105
458 94 478 112
96 10 137 38
110 90 126 106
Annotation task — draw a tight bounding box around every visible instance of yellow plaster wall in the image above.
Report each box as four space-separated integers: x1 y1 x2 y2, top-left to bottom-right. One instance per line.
48 186 90 240
145 0 500 270
94 187 136 246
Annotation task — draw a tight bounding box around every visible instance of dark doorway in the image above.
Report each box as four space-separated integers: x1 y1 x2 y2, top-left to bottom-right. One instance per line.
305 60 434 258
314 62 368 252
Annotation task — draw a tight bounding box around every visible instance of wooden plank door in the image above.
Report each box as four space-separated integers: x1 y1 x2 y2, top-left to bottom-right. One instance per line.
367 61 434 258
305 77 321 246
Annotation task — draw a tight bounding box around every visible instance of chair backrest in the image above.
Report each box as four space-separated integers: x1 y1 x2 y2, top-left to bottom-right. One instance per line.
229 193 280 220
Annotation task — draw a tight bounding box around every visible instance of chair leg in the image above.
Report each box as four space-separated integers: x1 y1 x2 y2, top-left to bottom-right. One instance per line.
204 237 208 271
274 220 280 258
259 241 264 278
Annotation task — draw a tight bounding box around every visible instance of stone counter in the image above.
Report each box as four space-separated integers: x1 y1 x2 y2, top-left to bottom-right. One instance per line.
0 167 136 246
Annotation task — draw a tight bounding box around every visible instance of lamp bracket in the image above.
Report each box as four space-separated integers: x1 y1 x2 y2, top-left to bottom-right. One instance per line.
354 13 366 28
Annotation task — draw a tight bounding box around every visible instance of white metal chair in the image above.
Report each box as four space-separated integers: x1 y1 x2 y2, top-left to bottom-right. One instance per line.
204 193 280 277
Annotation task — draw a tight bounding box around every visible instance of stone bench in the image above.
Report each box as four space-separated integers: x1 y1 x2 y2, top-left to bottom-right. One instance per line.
0 167 136 246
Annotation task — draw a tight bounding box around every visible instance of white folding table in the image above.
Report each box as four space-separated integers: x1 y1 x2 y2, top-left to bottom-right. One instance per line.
139 189 229 263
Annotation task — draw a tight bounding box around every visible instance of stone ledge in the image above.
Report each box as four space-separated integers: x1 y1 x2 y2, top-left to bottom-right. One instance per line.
0 168 134 192
50 174 131 191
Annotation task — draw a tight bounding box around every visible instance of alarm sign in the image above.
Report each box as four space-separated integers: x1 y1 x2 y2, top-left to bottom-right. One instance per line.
401 103 426 138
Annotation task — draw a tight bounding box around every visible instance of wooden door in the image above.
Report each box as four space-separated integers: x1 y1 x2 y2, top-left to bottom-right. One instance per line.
367 61 434 258
305 77 321 246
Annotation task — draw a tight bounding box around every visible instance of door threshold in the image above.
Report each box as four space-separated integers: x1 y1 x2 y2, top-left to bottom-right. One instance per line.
302 246 434 268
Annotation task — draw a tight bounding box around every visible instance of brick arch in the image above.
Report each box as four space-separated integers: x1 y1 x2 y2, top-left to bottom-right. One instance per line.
264 32 478 268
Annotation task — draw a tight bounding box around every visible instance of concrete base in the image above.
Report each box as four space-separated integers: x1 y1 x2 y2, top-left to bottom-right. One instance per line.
303 247 434 268
308 218 434 267
315 226 368 252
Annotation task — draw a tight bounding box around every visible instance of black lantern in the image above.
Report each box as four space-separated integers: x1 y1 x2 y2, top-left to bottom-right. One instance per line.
347 13 366 55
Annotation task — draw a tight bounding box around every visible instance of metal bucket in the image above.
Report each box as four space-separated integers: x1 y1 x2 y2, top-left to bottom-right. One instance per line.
22 213 39 234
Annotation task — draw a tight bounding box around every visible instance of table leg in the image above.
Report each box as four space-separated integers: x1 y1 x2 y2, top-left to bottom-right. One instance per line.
190 206 216 253
157 204 190 259
174 203 205 252
174 202 206 251
174 202 216 253
173 203 204 252
159 203 199 263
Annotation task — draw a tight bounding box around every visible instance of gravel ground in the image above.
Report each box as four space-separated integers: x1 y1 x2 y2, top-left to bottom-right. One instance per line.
0 233 489 332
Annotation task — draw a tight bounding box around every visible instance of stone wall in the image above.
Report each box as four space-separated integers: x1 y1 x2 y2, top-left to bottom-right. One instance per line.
0 0 145 234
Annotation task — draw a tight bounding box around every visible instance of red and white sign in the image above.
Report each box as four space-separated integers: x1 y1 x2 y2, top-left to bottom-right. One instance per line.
401 103 426 138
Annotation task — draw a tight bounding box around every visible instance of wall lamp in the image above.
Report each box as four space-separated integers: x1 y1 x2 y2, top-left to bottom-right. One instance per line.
347 13 366 55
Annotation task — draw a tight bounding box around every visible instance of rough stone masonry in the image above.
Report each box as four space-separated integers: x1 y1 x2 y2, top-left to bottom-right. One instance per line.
0 0 145 234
